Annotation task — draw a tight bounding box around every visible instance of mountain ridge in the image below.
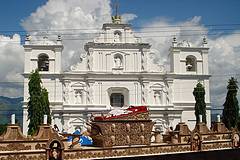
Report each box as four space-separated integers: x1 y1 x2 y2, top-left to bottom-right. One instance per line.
0 96 23 125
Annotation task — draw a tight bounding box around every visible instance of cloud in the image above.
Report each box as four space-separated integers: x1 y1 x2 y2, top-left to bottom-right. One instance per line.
1 0 133 97
138 16 207 65
208 33 240 106
21 0 138 70
21 0 112 69
0 0 113 97
121 13 137 23
0 34 24 97
138 16 240 107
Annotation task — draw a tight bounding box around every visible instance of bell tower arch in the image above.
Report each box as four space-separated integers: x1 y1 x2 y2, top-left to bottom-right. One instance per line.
23 35 63 74
169 37 209 75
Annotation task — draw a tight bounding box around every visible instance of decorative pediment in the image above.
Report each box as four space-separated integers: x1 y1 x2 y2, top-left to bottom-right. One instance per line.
109 51 130 56
68 118 85 125
150 83 164 90
177 40 192 47
71 82 85 89
93 23 141 44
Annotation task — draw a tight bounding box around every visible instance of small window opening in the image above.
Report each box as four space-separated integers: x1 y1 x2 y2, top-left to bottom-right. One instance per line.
110 93 124 107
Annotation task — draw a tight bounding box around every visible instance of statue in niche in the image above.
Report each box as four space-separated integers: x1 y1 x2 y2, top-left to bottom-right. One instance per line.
114 56 122 68
177 40 191 47
114 31 121 42
74 90 82 104
63 83 70 103
87 50 93 71
154 91 161 104
88 57 93 71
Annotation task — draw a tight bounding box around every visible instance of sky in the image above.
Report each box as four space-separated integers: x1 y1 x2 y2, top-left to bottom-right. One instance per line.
0 0 239 108
0 0 239 32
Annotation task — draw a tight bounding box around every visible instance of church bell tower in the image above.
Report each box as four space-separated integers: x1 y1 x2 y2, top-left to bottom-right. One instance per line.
22 35 64 135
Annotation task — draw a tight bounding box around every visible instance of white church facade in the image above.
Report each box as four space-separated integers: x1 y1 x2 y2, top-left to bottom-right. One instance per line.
22 15 211 135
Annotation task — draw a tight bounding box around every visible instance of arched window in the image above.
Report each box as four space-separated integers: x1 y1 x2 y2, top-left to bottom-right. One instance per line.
113 30 122 42
186 55 196 71
38 54 49 71
110 93 124 107
114 54 123 68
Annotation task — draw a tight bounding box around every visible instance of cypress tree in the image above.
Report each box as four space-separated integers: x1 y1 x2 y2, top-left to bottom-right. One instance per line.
27 70 51 135
222 77 239 130
193 82 207 124
41 88 51 124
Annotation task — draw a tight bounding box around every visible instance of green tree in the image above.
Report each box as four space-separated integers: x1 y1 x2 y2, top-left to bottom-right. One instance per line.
0 124 7 135
41 88 51 124
27 70 51 135
222 77 239 130
193 82 207 124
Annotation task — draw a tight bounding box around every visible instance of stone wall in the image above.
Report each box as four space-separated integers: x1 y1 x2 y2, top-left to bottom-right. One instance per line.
0 124 64 160
0 121 239 160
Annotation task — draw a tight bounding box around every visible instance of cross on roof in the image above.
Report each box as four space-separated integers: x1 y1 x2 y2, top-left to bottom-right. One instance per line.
113 0 119 16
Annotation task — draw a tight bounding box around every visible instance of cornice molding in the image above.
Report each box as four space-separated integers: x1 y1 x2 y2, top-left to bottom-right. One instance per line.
84 42 151 50
23 44 63 50
170 46 209 52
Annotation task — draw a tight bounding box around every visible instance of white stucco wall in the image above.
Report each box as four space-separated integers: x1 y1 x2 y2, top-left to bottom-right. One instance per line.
22 22 211 135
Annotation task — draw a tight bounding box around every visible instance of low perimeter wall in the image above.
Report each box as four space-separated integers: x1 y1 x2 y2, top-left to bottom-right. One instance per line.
0 122 239 160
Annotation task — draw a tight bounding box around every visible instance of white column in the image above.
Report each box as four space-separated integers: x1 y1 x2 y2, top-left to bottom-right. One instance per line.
162 91 166 105
98 82 102 104
123 55 129 71
199 114 202 123
23 107 29 135
134 82 139 105
133 53 136 72
82 90 86 104
141 81 149 104
55 47 62 73
11 114 15 125
44 115 48 125
217 115 221 122
168 81 173 104
62 116 70 133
